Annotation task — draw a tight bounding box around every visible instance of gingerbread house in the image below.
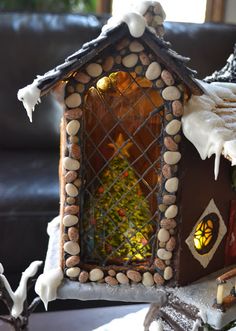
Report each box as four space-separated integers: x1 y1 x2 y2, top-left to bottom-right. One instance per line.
18 1 236 296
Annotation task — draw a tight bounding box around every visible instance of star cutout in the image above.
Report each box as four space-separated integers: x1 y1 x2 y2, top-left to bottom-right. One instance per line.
108 133 133 158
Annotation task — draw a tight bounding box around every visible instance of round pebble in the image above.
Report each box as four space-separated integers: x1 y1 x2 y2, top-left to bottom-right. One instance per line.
64 241 80 255
65 108 82 120
108 269 116 277
165 205 178 219
73 178 82 188
116 272 129 285
65 171 77 183
163 195 176 205
157 228 170 242
154 258 166 270
164 137 178 151
89 268 104 282
166 237 176 251
66 120 80 136
164 266 173 280
66 267 80 278
174 134 182 143
162 164 172 179
162 86 181 101
142 272 154 286
105 276 118 286
75 84 85 93
165 177 179 193
79 271 89 283
172 100 183 117
127 270 142 283
102 56 114 71
66 197 75 205
65 255 80 268
165 120 181 136
145 62 161 80
161 70 174 86
157 248 172 260
159 204 167 212
164 151 181 165
156 79 165 88
139 52 150 66
129 41 144 53
65 93 81 108
86 63 102 77
153 273 164 285
165 113 173 122
70 144 81 160
160 218 177 230
63 157 80 171
69 136 79 144
75 72 91 83
122 54 138 68
63 215 78 227
68 227 79 242
65 183 79 197
65 205 80 215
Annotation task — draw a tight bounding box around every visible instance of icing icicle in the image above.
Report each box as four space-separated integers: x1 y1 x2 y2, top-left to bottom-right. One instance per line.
183 80 236 180
17 80 41 122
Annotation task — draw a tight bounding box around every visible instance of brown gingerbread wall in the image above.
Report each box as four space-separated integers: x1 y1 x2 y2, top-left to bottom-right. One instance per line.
176 137 236 286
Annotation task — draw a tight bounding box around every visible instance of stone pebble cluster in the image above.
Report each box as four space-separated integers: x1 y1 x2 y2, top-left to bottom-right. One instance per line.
61 35 184 287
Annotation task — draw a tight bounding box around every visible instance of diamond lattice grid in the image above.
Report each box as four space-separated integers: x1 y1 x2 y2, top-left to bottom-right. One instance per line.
80 71 164 267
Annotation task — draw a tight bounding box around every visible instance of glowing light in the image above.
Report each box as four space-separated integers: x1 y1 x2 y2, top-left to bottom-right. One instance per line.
194 219 214 253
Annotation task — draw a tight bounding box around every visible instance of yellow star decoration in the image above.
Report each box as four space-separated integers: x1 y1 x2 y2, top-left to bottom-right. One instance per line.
108 133 133 158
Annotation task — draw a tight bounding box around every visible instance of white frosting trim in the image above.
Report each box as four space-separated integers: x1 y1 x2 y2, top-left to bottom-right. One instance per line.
17 80 41 122
35 267 63 310
35 216 63 310
0 261 42 318
183 80 236 179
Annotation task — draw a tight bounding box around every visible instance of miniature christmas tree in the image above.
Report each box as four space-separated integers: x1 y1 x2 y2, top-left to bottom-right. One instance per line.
88 133 153 264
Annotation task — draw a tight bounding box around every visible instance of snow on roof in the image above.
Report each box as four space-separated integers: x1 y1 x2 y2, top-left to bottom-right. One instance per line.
17 0 201 122
183 80 236 179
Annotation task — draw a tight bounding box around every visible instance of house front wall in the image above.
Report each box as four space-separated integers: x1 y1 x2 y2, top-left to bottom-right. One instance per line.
60 35 187 287
177 137 236 286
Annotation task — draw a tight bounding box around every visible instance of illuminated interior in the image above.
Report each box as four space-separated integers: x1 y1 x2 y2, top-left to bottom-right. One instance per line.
80 71 164 266
194 213 219 255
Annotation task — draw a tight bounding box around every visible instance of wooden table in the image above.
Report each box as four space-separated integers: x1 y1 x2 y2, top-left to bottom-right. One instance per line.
0 304 148 331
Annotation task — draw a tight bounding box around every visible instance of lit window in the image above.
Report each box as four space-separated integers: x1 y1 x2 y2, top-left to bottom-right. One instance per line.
194 213 219 255
185 199 227 268
112 0 207 23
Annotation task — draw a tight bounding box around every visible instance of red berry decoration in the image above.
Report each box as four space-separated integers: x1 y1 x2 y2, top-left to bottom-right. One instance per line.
98 186 104 194
123 171 129 177
118 209 125 217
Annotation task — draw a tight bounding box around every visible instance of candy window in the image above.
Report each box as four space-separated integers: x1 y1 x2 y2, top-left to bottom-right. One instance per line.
80 71 164 267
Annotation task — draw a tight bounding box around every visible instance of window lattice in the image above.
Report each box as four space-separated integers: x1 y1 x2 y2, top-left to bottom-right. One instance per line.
80 71 164 267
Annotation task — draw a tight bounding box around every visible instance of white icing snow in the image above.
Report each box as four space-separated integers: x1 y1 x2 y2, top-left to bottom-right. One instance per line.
0 261 42 318
35 216 63 310
0 262 4 274
103 0 165 38
150 319 163 331
17 81 41 122
35 267 63 310
183 80 236 179
170 265 236 330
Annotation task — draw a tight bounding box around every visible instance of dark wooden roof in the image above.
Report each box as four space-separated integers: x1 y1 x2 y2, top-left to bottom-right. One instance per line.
36 23 203 96
204 44 236 83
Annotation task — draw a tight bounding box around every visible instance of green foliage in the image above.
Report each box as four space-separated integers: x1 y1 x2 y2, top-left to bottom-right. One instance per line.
88 152 153 263
0 0 96 12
